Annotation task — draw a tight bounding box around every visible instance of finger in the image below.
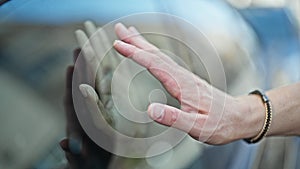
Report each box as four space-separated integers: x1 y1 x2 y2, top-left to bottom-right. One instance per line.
84 21 119 95
98 71 112 95
115 23 158 51
75 29 92 54
98 26 120 68
83 21 120 97
116 23 178 66
129 26 177 62
147 103 207 138
113 40 169 80
84 20 98 37
84 21 106 60
113 39 170 69
75 29 96 62
114 40 184 98
85 21 120 66
114 40 204 108
75 29 100 82
116 23 171 63
79 84 114 128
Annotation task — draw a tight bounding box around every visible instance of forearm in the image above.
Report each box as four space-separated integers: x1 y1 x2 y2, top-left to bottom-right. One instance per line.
242 83 300 139
266 83 300 136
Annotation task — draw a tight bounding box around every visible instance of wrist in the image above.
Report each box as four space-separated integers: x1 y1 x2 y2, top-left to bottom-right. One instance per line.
236 95 266 140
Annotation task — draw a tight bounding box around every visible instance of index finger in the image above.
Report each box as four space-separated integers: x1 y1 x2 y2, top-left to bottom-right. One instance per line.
115 23 178 66
113 40 182 98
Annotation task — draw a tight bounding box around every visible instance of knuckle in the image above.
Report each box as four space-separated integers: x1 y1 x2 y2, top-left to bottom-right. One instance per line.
131 47 138 56
126 45 138 58
170 109 179 124
125 37 134 44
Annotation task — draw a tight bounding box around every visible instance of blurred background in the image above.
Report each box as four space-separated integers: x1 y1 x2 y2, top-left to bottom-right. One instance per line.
0 0 299 169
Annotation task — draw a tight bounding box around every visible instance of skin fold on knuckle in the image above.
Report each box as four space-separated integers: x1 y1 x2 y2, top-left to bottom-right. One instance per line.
124 36 134 45
160 108 175 126
170 109 179 125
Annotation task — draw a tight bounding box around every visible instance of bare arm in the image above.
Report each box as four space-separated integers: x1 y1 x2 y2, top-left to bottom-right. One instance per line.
244 83 300 138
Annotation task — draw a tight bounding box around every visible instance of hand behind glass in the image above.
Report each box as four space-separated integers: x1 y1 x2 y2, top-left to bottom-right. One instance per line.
113 23 261 145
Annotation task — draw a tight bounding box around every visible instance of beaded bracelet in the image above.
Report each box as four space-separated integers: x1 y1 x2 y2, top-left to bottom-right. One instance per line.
244 90 272 144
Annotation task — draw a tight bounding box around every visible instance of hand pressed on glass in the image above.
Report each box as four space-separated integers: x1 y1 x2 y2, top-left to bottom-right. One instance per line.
113 23 263 144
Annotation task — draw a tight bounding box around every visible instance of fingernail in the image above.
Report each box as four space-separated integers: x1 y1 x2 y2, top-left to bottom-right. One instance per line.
113 40 120 46
85 86 94 97
113 40 127 47
79 85 88 97
151 105 164 120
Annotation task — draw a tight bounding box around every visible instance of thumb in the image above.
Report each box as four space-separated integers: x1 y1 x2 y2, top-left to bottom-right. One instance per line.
147 103 206 138
79 84 114 129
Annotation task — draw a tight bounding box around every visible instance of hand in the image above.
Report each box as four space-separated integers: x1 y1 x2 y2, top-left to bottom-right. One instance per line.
60 49 112 169
74 21 119 139
73 22 152 168
74 21 149 137
113 23 263 145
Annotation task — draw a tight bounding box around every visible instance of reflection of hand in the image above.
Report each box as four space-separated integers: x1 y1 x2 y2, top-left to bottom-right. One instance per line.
74 21 149 138
60 49 111 169
72 22 145 168
113 23 261 145
74 21 120 129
